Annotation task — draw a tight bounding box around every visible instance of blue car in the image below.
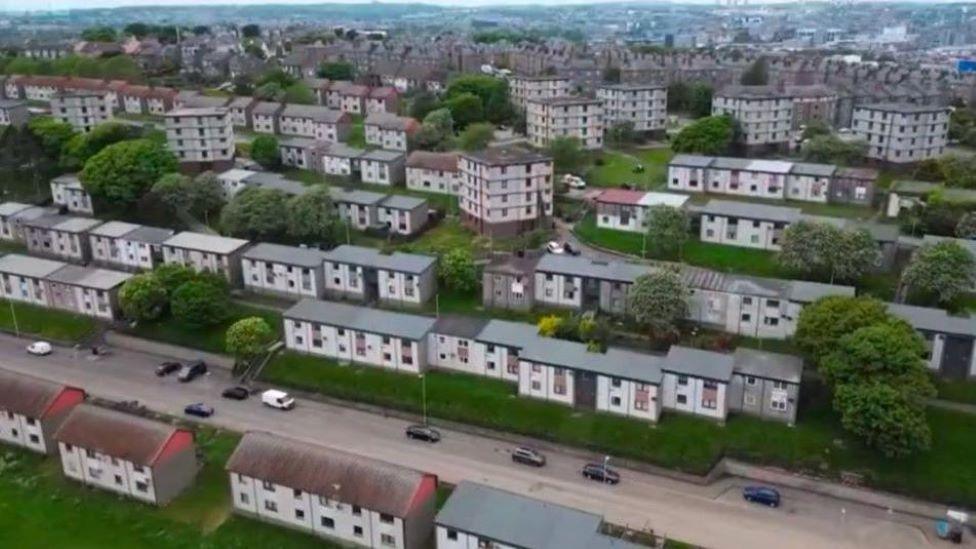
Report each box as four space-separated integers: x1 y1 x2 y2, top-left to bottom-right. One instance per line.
184 403 214 418
743 486 781 507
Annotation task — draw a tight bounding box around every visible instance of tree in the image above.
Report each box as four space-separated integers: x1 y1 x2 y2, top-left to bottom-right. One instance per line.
602 66 621 84
256 68 296 88
80 139 178 205
286 186 342 245
118 274 167 321
833 382 932 458
458 122 495 151
27 117 76 157
667 81 690 113
445 75 513 125
444 92 484 130
628 268 689 339
283 82 315 105
253 81 283 101
793 296 891 361
739 58 769 85
438 248 478 293
537 315 563 337
413 108 454 151
124 22 150 38
220 187 290 241
801 119 832 140
226 317 276 362
777 221 879 282
170 280 230 327
606 121 637 146
60 122 135 170
409 91 440 120
670 115 733 155
902 240 976 305
317 61 356 80
241 24 261 39
81 26 118 42
249 135 280 169
151 173 193 211
548 137 587 174
153 263 198 297
957 212 976 238
938 154 976 189
689 83 713 118
801 135 867 165
819 323 931 390
189 171 226 219
644 205 689 258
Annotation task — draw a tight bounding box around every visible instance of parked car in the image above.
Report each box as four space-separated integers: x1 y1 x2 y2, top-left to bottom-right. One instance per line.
562 174 587 189
405 424 441 443
222 386 250 400
26 341 52 356
261 389 295 410
177 360 207 383
581 463 620 484
156 361 182 377
563 242 581 256
743 486 781 507
546 240 565 254
184 403 214 418
511 446 546 467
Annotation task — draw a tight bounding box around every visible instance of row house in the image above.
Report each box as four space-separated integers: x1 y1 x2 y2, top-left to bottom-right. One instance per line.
161 231 251 286
164 107 236 168
526 95 604 150
508 74 572 110
227 431 438 549
360 150 406 186
279 137 327 170
405 151 460 195
16 75 66 101
216 168 259 199
55 404 197 506
0 371 85 455
52 92 112 134
366 86 399 114
325 82 371 115
0 202 58 242
321 143 367 177
50 174 94 215
21 214 102 263
712 86 794 152
852 103 950 164
283 298 436 373
364 112 420 152
373 61 445 94
888 303 976 379
0 100 28 127
120 85 177 116
227 96 257 127
279 104 351 142
594 189 690 233
322 245 436 306
377 195 428 236
252 101 285 134
242 243 329 300
884 180 976 219
728 347 802 425
330 188 385 231
88 221 174 271
0 254 132 320
596 83 668 134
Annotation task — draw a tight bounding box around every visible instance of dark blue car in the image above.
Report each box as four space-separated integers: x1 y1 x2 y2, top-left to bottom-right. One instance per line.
184 403 214 418
743 486 781 507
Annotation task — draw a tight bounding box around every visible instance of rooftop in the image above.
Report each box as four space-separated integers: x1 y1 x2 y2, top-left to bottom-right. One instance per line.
322 245 435 274
243 243 329 268
732 347 803 384
406 151 459 172
693 199 803 224
0 253 67 278
0 370 81 419
54 404 187 467
461 146 552 166
662 346 735 382
283 299 436 340
47 265 132 290
163 231 250 254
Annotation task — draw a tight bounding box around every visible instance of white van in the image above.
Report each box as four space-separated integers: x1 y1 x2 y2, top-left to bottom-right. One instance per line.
261 389 295 410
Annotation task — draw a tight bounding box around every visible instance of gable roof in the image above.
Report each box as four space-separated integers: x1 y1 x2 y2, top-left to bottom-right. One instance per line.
283 299 436 340
661 346 735 382
732 347 803 384
0 253 67 278
0 370 82 419
406 151 458 172
47 265 133 290
321 245 435 274
163 231 250 254
243 243 328 268
694 199 803 224
54 404 186 467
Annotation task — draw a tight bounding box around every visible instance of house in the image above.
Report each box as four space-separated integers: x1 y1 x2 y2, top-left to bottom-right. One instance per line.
226 96 256 128
728 347 803 425
378 195 428 236
119 85 177 116
696 200 802 251
0 371 85 455
594 189 689 233
330 188 386 230
242 243 329 300
251 101 285 134
51 91 112 133
830 167 878 206
227 431 438 549
278 137 327 170
283 298 436 373
888 303 976 379
0 254 64 307
0 202 58 242
481 253 542 312
526 96 604 150
364 112 419 152
161 231 251 286
852 103 950 164
884 180 976 218
0 99 28 127
658 346 732 421
666 154 714 193
21 214 102 263
366 86 399 114
596 83 667 135
405 151 460 195
164 107 236 169
278 104 351 142
459 146 554 237
54 404 197 506
216 168 258 198
321 143 365 177
787 162 836 203
436 482 645 549
327 82 371 114
322 245 437 306
44 264 133 320
360 150 406 186
50 174 94 215
88 221 174 271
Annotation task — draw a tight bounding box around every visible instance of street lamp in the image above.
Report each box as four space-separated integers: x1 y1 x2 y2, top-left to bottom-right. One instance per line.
603 454 611 485
418 373 428 426
8 299 19 338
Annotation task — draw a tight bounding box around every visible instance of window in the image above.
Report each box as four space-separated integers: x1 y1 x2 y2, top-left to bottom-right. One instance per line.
447 529 458 541
677 394 687 405
114 474 123 485
381 534 396 547
380 513 395 524
293 488 302 498
611 396 621 406
240 492 250 504
264 500 278 512
611 378 622 388
677 375 688 386
295 509 305 519
746 376 757 386
352 505 362 516
354 526 364 538
262 480 275 491
321 516 335 529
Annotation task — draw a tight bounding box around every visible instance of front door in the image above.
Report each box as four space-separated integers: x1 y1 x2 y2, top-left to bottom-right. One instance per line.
574 371 597 409
942 336 974 379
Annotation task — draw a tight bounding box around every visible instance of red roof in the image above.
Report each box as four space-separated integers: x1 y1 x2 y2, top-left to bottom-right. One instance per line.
370 86 398 100
597 188 647 205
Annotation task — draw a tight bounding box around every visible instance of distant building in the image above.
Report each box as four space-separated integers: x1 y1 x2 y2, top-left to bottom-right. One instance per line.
0 99 28 128
596 83 668 134
51 92 111 133
526 95 604 150
712 85 793 152
50 174 94 215
852 103 949 164
164 107 236 169
508 74 571 110
405 151 460 195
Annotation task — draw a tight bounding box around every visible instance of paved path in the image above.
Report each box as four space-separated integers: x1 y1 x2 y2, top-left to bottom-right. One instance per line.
0 333 951 549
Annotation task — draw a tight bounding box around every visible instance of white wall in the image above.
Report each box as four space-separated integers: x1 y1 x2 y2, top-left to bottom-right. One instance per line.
660 372 727 420
517 361 575 406
0 411 47 453
58 442 158 504
534 272 583 308
285 318 423 373
595 376 659 422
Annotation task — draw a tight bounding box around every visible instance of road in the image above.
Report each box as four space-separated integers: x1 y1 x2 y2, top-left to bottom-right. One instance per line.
0 334 948 549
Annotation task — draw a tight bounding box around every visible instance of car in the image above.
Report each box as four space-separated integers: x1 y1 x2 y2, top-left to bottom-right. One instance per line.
581 463 620 484
184 403 214 418
156 361 182 377
563 242 581 256
743 486 781 507
261 389 295 410
26 341 52 356
405 424 441 443
511 446 546 467
562 174 587 189
546 240 565 254
222 386 250 400
177 360 207 382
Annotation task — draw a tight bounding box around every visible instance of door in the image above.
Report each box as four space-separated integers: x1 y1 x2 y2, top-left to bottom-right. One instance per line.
942 336 974 379
575 371 597 409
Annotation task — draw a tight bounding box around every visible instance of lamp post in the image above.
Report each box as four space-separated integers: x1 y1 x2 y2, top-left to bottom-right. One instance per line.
8 300 19 337
419 373 428 425
603 455 611 485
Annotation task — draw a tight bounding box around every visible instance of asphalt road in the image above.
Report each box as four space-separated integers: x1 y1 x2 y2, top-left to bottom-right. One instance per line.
0 334 949 549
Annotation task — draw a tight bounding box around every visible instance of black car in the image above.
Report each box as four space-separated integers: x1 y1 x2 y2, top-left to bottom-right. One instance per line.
177 360 208 383
581 463 620 485
184 403 214 418
511 446 546 467
743 486 781 508
563 243 581 256
156 361 182 377
405 424 441 443
222 386 250 400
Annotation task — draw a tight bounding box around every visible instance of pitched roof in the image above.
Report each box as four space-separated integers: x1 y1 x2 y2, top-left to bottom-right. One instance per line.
321 245 435 274
669 154 714 168
596 188 645 205
887 303 976 337
732 347 803 384
163 231 250 254
364 112 419 132
380 194 427 211
47 265 133 290
281 104 347 123
432 315 491 339
0 253 67 278
521 336 664 385
243 243 328 268
0 370 81 419
661 346 735 382
283 299 436 340
694 199 803 224
54 404 186 467
226 431 433 517
406 151 459 172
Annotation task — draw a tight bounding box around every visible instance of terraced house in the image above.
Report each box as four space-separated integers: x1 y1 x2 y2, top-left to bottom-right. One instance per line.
405 151 461 195
50 174 94 215
21 214 102 263
161 231 251 286
242 243 329 300
278 104 351 142
364 112 420 152
88 221 174 271
594 189 689 233
0 371 85 455
322 245 437 306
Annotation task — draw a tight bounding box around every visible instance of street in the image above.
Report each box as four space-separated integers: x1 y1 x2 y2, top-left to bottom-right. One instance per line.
0 333 946 549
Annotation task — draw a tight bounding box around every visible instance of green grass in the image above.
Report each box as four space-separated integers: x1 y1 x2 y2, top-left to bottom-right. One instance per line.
346 119 366 148
0 299 98 343
0 170 51 203
0 428 334 548
126 303 282 355
933 377 976 406
585 147 673 190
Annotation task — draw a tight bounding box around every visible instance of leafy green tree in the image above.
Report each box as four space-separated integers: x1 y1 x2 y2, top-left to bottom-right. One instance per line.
438 248 478 293
283 82 315 105
81 26 118 42
189 172 226 218
801 135 867 165
170 280 230 327
444 75 513 125
249 135 280 169
938 154 976 189
536 314 563 337
819 323 931 390
833 382 932 458
667 81 690 113
902 240 976 306
27 117 76 157
739 58 769 85
444 93 484 129
548 136 587 174
777 221 879 282
286 186 342 245
317 61 356 80
253 81 283 101
60 122 135 170
602 66 621 83
409 91 440 120
118 274 168 321
458 122 495 151
124 22 151 38
151 173 193 211
226 317 276 361
644 205 689 258
220 187 290 241
256 68 296 88
801 119 832 140
689 83 714 118
98 55 142 81
153 263 199 297
670 115 733 155
414 108 454 151
628 268 689 339
793 296 891 361
957 212 976 238
606 121 637 146
80 139 178 205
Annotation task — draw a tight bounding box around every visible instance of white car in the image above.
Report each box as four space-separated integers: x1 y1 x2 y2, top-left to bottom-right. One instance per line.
546 241 565 254
261 389 296 410
26 341 52 356
562 174 587 189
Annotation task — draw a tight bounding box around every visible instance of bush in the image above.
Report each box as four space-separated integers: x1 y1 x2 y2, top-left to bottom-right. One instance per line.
170 280 230 327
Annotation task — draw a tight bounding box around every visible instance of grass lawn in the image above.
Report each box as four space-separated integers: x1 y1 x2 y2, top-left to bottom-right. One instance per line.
0 240 27 254
0 429 333 548
346 118 366 148
585 147 673 190
262 352 976 506
0 299 98 343
126 303 282 355
933 377 976 406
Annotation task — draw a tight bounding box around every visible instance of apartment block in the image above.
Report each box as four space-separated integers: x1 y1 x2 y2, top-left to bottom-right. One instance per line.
458 146 554 237
242 243 328 300
88 221 174 271
405 152 460 195
51 91 112 133
164 107 235 167
508 74 571 110
712 86 793 151
0 371 85 455
852 103 950 164
526 95 604 150
596 83 667 133
161 231 250 286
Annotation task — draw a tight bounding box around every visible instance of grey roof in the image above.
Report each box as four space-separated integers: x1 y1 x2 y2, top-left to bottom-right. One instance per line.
124 225 175 245
732 348 803 384
716 85 792 99
330 187 386 206
461 146 552 166
475 319 542 348
0 99 26 108
380 194 427 211
364 112 417 131
89 220 140 238
322 143 365 159
278 136 321 150
921 235 976 258
360 149 404 163
887 303 976 337
790 162 836 177
786 280 856 302
710 157 753 171
252 101 283 115
0 253 66 278
47 265 133 290
163 231 250 254
283 299 436 341
521 337 663 385
226 96 254 108
54 216 102 233
436 481 646 549
694 200 802 224
166 106 228 117
177 95 230 109
598 83 665 91
51 173 83 189
281 104 346 123
432 315 490 339
243 243 328 268
669 154 714 168
661 346 735 382
528 95 602 107
536 254 651 283
322 245 435 274
0 202 36 217
856 103 950 114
